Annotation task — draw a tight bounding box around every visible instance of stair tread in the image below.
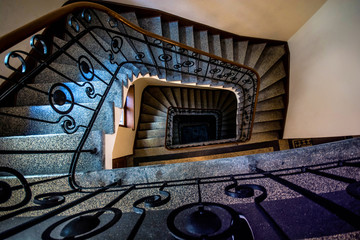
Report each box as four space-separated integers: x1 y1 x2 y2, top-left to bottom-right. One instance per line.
256 96 285 112
136 137 165 148
141 104 167 116
258 80 285 102
245 131 280 144
255 45 286 77
0 102 115 136
252 121 282 133
161 21 182 81
137 128 166 139
143 91 169 112
254 110 283 123
234 41 248 65
0 131 104 175
208 34 222 57
34 61 112 84
179 26 197 83
260 61 286 91
221 38 234 61
16 80 123 107
245 43 266 68
139 121 167 130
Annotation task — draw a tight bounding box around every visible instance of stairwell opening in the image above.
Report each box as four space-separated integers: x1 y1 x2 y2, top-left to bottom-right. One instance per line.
137 85 238 151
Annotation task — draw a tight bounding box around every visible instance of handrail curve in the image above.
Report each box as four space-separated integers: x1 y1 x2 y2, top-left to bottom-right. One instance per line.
0 1 260 190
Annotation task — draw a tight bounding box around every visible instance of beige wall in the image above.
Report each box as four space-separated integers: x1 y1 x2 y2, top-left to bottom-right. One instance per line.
112 77 174 160
111 0 326 41
0 0 66 80
284 0 360 138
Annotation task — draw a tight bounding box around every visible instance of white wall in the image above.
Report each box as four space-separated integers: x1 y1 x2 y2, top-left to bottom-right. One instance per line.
284 0 360 138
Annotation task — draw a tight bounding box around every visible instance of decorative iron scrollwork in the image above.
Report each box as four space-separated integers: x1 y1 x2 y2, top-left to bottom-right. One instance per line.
68 16 80 33
0 167 31 211
81 9 92 23
4 51 27 73
49 83 75 114
78 56 95 81
42 208 122 240
30 34 49 56
110 36 123 54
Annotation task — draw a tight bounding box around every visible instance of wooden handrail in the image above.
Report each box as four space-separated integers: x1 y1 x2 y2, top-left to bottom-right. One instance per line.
0 1 260 141
0 2 259 77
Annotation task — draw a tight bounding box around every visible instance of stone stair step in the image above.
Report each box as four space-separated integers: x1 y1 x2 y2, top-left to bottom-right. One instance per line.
233 41 248 65
255 45 286 77
194 89 202 109
138 16 166 79
245 131 280 144
188 88 196 108
119 11 140 26
245 43 266 68
208 34 222 57
136 137 165 148
185 88 194 108
221 38 234 61
194 30 209 53
141 103 167 117
201 90 208 109
16 80 123 108
0 101 114 136
161 21 182 81
255 96 285 112
258 80 285 102
216 90 232 109
34 61 112 85
142 91 169 113
117 12 151 76
259 61 286 91
179 26 197 83
52 37 111 70
139 121 167 130
116 13 157 77
140 113 166 123
254 110 284 123
137 129 166 139
206 90 214 109
252 121 282 133
0 131 104 175
193 30 210 79
146 87 172 108
52 35 112 68
172 88 182 108
160 87 177 107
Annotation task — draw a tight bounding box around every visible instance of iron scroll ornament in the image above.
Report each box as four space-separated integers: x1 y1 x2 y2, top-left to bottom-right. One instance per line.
0 167 32 211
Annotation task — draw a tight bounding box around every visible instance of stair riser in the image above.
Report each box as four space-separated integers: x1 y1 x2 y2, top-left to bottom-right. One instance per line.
0 102 114 136
16 81 123 108
0 131 104 175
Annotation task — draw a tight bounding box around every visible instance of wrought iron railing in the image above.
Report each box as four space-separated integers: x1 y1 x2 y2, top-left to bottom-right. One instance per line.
0 2 259 189
1 156 360 239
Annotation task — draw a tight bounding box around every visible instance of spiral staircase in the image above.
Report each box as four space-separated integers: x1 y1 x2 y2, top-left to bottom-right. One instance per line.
0 1 287 175
2 2 360 240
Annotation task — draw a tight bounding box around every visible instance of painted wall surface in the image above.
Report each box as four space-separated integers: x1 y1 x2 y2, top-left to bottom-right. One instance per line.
110 0 326 41
284 0 360 138
0 0 66 80
112 77 172 159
